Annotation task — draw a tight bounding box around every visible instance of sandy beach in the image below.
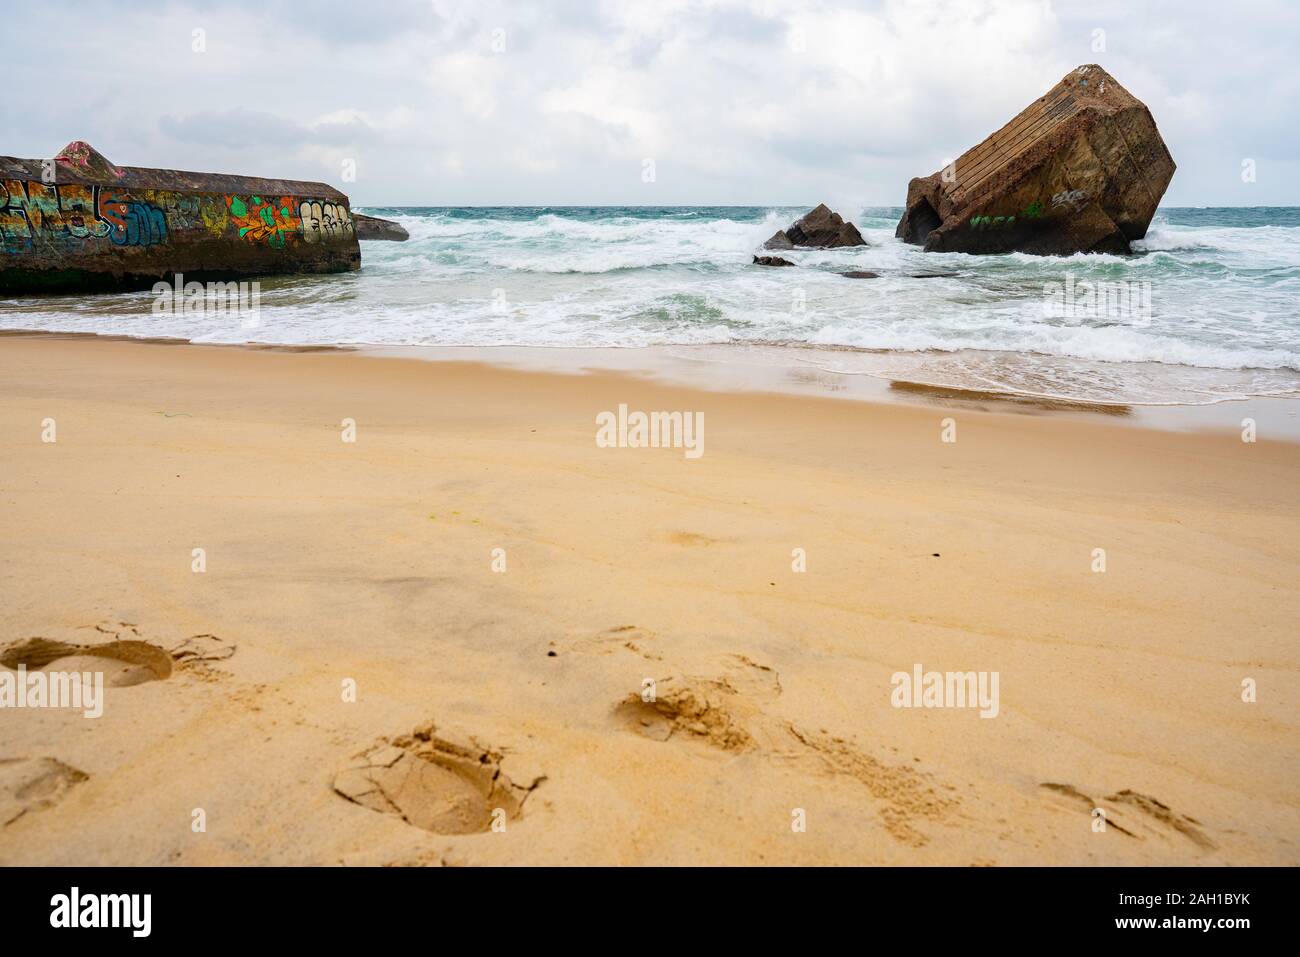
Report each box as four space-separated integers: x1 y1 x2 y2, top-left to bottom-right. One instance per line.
0 334 1297 866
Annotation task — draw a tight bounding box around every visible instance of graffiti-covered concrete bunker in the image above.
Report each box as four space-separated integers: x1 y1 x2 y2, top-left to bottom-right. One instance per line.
0 142 360 293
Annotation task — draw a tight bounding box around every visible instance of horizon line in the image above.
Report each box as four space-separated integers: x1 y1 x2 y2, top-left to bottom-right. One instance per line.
348 203 1299 210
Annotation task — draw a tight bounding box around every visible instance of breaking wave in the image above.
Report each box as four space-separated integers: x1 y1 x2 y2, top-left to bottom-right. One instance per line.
4 205 1299 404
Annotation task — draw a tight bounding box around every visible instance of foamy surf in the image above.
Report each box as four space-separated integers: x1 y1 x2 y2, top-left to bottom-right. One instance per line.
3 206 1299 405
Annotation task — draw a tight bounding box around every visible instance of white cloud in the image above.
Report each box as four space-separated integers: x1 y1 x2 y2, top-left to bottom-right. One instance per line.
5 0 1298 205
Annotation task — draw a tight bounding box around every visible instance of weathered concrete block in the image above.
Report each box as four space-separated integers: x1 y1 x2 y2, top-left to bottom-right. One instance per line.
895 66 1176 255
353 212 409 242
0 142 361 293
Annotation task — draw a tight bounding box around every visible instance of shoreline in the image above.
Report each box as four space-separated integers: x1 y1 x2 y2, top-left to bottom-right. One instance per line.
1 333 1297 865
5 329 1299 440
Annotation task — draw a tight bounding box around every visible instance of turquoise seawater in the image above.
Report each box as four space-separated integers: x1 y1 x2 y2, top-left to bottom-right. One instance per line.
4 206 1299 404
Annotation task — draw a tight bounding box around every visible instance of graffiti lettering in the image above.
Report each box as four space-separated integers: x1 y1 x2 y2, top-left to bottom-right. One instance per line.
18 182 61 231
1 180 118 250
969 214 1015 231
1051 189 1089 212
60 185 111 240
299 200 355 244
98 193 168 247
170 195 202 229
2 181 170 248
3 174 358 263
0 180 33 251
199 198 230 238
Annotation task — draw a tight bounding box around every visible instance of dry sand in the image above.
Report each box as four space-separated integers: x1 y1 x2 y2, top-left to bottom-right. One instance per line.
0 334 1296 865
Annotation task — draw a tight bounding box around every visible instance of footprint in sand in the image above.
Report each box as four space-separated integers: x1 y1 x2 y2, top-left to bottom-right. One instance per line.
565 625 957 846
553 624 663 660
617 676 756 751
716 653 783 698
333 722 544 835
1 637 172 687
168 633 236 665
665 531 725 547
1 630 236 688
1040 782 1216 850
612 653 957 847
0 757 88 826
782 725 959 847
610 644 784 750
166 633 237 681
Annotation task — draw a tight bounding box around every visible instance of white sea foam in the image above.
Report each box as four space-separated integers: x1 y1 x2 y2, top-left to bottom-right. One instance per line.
4 207 1299 404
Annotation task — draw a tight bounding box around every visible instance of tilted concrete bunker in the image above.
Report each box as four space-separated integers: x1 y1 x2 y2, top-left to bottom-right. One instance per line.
895 65 1175 255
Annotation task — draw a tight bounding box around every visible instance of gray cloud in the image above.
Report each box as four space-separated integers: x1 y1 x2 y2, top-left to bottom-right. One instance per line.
5 0 1297 206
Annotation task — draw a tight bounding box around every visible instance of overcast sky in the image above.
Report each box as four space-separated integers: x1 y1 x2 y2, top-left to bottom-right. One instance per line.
8 0 1297 207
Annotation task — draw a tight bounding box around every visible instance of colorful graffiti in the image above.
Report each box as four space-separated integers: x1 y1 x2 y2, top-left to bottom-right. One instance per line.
1 180 118 250
227 195 301 248
1022 200 1045 219
198 200 230 239
298 200 354 244
2 142 364 291
2 176 353 256
97 192 168 247
2 181 169 249
55 141 125 180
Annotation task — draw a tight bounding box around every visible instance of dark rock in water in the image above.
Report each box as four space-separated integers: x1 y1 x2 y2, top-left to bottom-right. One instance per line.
0 141 360 293
765 203 866 249
753 255 795 267
910 272 959 278
840 271 880 279
895 65 1175 255
354 212 409 242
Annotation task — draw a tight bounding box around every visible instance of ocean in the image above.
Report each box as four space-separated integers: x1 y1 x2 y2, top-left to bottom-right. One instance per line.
4 205 1300 405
